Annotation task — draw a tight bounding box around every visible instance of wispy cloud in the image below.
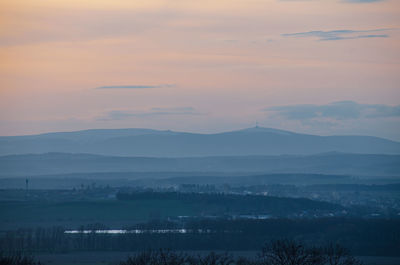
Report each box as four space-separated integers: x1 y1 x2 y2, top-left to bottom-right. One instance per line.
282 29 390 41
95 84 175 90
264 101 400 121
97 107 202 121
150 107 197 112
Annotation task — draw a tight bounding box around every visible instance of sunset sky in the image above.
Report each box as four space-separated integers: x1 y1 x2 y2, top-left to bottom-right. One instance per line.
0 0 399 140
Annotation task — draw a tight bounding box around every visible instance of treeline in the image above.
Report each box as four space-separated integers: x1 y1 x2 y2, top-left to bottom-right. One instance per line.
116 192 342 216
0 240 362 265
1 218 399 256
119 240 362 265
0 252 42 265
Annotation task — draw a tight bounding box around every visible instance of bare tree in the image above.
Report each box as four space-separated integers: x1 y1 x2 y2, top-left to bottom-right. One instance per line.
120 249 187 265
324 244 362 265
196 252 234 265
259 239 324 265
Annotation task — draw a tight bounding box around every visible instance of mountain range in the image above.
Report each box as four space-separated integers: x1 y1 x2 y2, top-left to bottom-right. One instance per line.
0 127 399 157
1 152 399 177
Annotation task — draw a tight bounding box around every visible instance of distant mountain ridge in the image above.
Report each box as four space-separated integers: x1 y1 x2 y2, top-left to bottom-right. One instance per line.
1 152 399 177
0 127 399 157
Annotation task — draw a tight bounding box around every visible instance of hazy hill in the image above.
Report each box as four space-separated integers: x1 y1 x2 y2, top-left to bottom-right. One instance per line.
0 127 399 156
1 152 399 177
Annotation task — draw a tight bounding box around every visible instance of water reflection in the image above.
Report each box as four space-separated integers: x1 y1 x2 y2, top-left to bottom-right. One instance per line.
64 229 214 234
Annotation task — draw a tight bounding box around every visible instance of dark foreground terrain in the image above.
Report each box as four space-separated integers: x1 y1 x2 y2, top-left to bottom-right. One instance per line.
1 174 400 265
2 242 400 265
1 189 400 259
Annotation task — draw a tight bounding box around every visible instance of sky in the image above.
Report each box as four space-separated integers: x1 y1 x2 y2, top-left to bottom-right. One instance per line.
0 0 399 140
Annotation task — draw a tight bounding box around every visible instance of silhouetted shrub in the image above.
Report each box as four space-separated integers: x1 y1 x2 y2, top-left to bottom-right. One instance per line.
323 244 363 265
259 239 323 265
118 240 363 265
0 252 41 265
120 250 237 265
259 240 362 265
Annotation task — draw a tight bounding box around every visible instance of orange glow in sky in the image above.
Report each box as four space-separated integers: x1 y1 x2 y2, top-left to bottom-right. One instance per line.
0 0 399 139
